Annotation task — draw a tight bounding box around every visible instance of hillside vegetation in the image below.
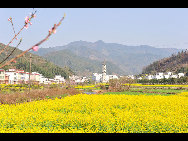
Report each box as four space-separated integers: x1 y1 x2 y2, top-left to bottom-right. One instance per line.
44 49 124 76
142 50 188 75
0 43 73 79
32 40 182 75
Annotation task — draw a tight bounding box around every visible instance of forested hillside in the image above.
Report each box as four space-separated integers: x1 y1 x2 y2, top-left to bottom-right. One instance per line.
0 43 73 79
44 49 125 76
32 40 182 75
142 50 188 75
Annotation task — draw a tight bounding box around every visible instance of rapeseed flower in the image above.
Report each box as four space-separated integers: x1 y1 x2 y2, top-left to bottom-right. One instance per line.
0 94 187 133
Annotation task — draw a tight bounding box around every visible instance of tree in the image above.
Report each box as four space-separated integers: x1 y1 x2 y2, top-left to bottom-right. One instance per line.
0 9 66 70
108 77 135 92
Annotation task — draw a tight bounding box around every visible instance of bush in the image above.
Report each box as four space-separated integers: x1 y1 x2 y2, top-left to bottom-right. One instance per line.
108 77 134 92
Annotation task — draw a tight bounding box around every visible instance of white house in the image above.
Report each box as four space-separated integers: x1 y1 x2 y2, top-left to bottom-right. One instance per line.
5 69 18 84
25 72 30 83
40 76 49 84
145 75 154 80
108 75 118 80
163 72 171 79
92 73 102 83
137 77 142 80
178 73 185 78
127 75 135 79
0 69 5 84
80 77 88 83
69 75 80 81
154 72 164 80
49 79 55 84
170 74 178 79
54 75 65 83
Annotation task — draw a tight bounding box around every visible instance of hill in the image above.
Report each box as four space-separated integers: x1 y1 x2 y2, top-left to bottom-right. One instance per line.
31 40 183 75
142 50 188 75
44 49 125 76
0 43 73 79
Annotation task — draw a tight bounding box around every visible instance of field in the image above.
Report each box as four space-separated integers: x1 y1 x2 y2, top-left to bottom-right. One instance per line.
0 84 187 133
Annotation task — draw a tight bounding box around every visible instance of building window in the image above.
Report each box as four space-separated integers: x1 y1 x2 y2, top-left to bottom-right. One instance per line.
0 76 5 79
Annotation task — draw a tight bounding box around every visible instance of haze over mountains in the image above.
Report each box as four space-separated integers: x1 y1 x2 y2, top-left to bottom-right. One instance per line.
31 40 184 76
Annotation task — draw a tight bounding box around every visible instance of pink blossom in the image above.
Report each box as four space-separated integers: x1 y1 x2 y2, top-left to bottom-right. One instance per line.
24 24 29 29
49 29 52 34
49 27 56 34
32 46 39 52
33 14 36 18
8 18 11 21
52 29 56 34
25 16 30 24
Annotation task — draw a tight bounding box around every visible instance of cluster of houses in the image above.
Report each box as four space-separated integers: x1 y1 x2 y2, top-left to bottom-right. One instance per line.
0 69 65 84
92 73 118 83
138 72 185 80
0 62 186 85
69 75 88 83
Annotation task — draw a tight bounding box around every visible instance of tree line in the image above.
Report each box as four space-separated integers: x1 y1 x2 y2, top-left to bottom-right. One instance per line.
137 77 188 85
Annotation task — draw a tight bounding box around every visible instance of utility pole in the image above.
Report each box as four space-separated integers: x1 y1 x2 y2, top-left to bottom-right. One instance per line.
29 54 32 101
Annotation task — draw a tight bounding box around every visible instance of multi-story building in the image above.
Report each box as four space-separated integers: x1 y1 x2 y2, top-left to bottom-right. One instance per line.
17 70 25 84
5 69 18 84
145 75 154 80
178 73 185 78
108 75 118 80
145 72 185 80
92 73 102 83
0 68 67 85
92 62 119 83
153 72 164 80
32 72 40 84
54 75 65 84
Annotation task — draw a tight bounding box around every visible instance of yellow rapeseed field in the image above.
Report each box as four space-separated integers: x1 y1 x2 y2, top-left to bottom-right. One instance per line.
0 94 187 133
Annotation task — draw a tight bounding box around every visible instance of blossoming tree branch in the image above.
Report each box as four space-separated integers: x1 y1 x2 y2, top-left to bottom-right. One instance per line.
0 10 66 69
0 9 36 57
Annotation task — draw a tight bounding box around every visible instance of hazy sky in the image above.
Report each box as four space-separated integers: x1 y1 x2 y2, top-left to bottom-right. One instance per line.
1 8 188 50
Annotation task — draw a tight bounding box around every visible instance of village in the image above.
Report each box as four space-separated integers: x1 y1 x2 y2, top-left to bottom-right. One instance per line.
138 72 185 80
0 60 186 85
0 68 65 84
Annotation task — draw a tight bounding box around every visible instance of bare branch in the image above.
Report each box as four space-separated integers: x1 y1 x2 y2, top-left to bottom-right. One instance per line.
0 38 22 65
0 14 66 69
0 10 37 56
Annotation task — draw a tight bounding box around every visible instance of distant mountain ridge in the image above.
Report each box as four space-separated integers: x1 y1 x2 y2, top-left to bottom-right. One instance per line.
31 40 184 75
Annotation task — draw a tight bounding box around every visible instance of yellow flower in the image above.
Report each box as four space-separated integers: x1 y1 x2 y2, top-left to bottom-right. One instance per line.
0 94 187 133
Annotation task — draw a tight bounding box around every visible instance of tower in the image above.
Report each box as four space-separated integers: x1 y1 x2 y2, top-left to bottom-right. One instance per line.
102 60 107 83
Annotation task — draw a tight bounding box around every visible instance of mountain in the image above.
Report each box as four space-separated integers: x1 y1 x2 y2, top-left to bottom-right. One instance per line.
44 49 125 76
31 40 183 75
0 43 73 79
142 50 188 75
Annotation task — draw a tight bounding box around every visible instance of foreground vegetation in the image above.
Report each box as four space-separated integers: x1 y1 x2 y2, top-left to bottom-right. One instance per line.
0 84 79 104
0 93 187 133
0 81 187 133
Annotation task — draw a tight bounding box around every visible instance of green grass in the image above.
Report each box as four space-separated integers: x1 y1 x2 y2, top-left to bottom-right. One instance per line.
103 91 171 96
102 86 188 96
45 94 69 99
131 88 188 93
